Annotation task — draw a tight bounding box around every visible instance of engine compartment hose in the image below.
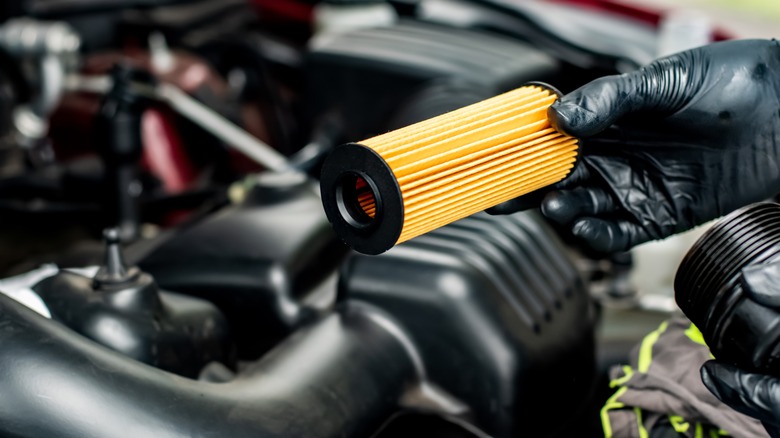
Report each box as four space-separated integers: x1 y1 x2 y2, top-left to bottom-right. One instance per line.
675 202 780 375
319 83 580 255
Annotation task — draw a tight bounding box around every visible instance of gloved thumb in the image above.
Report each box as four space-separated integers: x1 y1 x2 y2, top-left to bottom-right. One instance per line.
701 361 780 436
740 259 780 309
549 53 694 138
548 74 639 138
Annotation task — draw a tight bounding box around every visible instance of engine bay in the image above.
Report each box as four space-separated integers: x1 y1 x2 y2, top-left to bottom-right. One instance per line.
0 1 724 437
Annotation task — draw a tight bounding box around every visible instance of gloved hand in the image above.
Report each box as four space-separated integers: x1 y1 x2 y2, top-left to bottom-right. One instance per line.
696 259 780 437
702 361 780 437
491 39 780 253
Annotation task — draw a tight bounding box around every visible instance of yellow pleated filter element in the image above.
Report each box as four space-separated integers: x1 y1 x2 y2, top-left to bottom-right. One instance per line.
320 83 580 255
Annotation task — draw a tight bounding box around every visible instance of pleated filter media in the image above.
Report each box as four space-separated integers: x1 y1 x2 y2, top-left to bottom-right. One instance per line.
320 83 580 255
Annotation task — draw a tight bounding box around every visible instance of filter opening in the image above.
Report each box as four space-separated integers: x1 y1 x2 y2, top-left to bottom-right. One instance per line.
336 172 380 229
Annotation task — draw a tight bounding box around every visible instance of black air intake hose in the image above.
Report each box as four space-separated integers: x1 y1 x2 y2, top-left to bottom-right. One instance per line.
0 295 420 438
675 202 780 375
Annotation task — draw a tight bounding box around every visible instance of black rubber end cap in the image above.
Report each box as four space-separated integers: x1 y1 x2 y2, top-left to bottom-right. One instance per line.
320 143 404 255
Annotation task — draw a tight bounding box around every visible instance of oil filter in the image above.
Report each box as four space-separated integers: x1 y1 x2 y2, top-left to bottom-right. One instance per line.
675 202 780 375
320 83 580 255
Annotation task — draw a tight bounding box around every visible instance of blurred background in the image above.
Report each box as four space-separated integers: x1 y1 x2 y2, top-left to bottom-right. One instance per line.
637 0 779 38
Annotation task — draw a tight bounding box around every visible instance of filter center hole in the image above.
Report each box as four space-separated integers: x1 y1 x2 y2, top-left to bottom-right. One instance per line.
336 173 379 229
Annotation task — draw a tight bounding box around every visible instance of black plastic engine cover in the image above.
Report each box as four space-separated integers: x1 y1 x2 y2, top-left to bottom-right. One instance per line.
33 270 233 378
139 172 347 358
339 211 597 437
306 20 560 140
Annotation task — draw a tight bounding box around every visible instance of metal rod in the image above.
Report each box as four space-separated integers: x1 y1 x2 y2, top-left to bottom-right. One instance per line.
64 75 291 172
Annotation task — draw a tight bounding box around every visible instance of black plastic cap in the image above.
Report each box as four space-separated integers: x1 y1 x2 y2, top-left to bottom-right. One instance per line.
675 202 780 374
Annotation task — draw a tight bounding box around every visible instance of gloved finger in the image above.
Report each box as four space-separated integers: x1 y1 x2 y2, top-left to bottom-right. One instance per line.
553 160 592 189
486 163 591 215
740 259 780 309
540 187 619 225
701 361 780 431
486 189 547 215
569 217 652 253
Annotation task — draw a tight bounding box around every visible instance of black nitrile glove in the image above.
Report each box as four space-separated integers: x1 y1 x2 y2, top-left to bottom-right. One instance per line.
702 361 780 437
491 39 780 253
